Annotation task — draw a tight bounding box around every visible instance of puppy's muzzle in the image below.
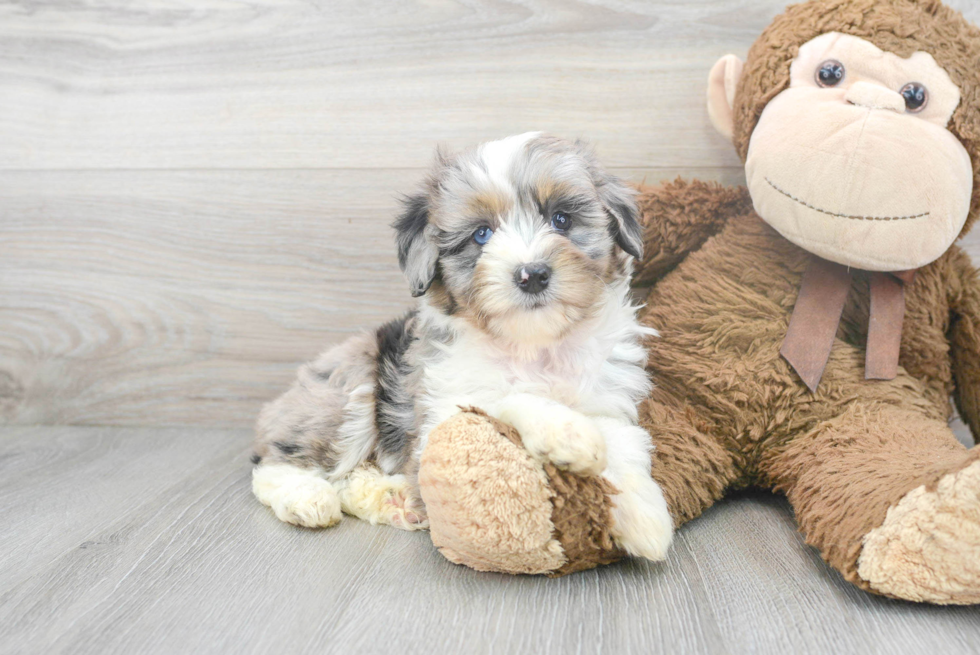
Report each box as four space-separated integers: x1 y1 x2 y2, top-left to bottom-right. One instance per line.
515 263 551 295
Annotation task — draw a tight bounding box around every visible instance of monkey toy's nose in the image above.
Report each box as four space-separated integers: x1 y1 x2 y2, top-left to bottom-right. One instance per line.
515 263 551 295
844 81 906 113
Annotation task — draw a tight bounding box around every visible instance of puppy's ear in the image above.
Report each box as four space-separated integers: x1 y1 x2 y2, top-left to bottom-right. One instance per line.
596 173 643 260
394 192 439 297
575 140 643 259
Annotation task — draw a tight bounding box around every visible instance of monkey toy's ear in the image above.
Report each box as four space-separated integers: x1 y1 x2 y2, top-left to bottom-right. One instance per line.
707 54 745 141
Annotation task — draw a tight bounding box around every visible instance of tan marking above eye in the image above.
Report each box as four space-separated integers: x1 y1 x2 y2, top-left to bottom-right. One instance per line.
766 178 929 222
467 189 512 221
534 179 576 208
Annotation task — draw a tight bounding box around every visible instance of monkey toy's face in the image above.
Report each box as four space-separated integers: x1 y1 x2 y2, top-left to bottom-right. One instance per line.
709 32 974 272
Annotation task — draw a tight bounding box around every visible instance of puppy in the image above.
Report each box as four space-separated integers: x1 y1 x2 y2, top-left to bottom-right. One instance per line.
251 132 673 561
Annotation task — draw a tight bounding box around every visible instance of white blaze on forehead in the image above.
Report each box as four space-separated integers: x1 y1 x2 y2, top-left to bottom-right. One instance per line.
476 132 541 192
487 222 541 264
470 132 546 247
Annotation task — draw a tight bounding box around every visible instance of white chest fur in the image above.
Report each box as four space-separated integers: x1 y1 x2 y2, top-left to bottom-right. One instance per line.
414 287 654 437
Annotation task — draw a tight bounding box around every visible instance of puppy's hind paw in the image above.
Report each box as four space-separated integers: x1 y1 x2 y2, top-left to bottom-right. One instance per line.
339 466 429 531
384 493 429 531
253 464 342 529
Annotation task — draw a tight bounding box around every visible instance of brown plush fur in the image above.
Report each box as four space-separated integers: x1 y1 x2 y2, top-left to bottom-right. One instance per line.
637 179 980 599
420 408 623 576
420 409 566 574
490 409 625 576
422 178 980 593
628 1 980 599
545 464 625 576
419 0 980 601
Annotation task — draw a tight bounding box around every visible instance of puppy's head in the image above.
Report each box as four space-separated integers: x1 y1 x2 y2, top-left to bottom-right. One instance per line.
394 132 642 346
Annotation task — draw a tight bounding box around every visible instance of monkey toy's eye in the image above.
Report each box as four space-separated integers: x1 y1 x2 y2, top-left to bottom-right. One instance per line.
551 212 571 232
900 83 929 113
473 225 493 245
815 60 845 87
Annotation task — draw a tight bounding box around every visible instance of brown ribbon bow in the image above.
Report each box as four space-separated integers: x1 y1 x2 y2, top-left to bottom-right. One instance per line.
780 256 915 393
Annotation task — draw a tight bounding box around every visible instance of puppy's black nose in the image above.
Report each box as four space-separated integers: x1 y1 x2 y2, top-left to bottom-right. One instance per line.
515 263 551 295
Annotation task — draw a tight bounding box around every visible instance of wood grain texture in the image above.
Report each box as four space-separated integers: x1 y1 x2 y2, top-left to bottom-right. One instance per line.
0 426 977 655
3 0 973 171
3 2 979 651
3 164 978 428
0 424 247 592
0 0 765 171
2 0 979 427
0 167 744 427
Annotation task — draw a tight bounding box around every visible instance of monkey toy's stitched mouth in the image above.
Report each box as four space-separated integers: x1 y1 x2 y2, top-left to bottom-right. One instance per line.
765 178 929 222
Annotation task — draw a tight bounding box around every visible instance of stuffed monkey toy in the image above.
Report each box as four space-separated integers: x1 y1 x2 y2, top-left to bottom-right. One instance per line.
418 0 980 604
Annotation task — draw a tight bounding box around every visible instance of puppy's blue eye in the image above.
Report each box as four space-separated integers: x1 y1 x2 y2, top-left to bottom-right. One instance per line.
551 212 571 231
473 226 493 245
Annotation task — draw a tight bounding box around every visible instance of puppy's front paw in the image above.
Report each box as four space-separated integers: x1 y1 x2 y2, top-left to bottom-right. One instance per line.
518 406 607 476
610 474 673 561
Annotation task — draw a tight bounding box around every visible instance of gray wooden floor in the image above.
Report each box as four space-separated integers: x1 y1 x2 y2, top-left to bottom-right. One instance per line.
4 1 980 653
1 425 978 655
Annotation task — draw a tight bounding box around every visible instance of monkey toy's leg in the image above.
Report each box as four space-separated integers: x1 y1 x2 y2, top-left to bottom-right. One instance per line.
417 393 741 575
762 382 980 605
640 389 742 528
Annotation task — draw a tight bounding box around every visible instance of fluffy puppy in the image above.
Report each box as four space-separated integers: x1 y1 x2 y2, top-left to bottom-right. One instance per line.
251 132 673 561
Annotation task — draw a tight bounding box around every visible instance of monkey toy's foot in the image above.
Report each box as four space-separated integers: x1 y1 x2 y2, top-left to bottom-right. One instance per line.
858 459 980 605
418 408 625 576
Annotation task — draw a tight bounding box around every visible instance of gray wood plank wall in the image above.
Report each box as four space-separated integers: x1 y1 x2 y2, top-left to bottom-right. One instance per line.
2 0 979 428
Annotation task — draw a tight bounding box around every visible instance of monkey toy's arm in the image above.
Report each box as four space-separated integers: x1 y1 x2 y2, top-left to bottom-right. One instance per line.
948 246 980 439
631 178 752 288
